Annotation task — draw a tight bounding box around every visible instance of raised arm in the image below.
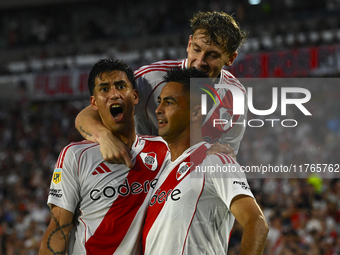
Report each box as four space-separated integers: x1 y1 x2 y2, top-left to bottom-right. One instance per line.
38 205 74 255
75 104 107 143
75 105 133 167
230 195 269 255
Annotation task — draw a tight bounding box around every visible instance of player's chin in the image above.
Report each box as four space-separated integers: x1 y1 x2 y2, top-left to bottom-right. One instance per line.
157 126 166 137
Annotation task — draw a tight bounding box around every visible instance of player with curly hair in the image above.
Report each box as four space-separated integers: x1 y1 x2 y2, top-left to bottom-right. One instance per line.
75 11 248 177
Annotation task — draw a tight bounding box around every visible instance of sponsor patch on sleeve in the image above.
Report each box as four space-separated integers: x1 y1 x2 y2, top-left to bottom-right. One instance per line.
53 168 62 184
49 189 62 198
233 180 250 190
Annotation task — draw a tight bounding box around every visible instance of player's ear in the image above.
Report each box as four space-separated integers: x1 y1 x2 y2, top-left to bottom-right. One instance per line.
186 35 193 53
90 96 98 111
225 52 238 67
191 104 203 122
133 89 139 106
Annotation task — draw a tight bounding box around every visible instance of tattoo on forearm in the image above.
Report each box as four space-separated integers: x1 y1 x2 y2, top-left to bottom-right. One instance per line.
47 212 73 255
79 126 92 138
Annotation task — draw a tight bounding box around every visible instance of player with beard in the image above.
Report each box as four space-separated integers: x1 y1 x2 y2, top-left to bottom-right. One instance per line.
142 68 268 255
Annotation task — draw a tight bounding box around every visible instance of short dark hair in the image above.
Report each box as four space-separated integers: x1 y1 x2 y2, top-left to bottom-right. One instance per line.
163 67 209 94
88 58 135 96
189 11 247 54
163 67 213 109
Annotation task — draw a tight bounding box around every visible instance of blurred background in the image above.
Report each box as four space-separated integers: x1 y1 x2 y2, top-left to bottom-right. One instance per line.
0 0 340 254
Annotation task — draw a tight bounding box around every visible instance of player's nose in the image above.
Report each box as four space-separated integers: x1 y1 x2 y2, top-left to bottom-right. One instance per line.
108 86 120 100
155 102 164 114
195 53 207 68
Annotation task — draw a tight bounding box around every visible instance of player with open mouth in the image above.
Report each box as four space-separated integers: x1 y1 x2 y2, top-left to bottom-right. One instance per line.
110 104 124 121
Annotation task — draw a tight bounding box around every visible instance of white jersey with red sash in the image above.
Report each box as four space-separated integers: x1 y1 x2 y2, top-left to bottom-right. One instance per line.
142 142 254 255
134 60 247 154
47 135 170 255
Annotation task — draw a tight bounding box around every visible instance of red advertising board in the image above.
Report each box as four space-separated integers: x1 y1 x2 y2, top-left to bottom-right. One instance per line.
32 70 89 99
227 45 340 78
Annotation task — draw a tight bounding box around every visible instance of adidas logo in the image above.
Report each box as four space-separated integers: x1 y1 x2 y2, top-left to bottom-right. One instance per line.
92 163 112 175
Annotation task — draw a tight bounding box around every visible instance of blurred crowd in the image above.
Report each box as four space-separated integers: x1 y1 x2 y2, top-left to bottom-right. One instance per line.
0 97 84 254
1 0 340 65
0 79 339 254
1 0 340 48
233 82 340 254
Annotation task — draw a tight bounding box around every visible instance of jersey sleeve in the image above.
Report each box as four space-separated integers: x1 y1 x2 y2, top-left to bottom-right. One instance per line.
205 154 254 210
134 75 156 135
219 92 248 155
47 145 81 213
134 71 166 135
201 75 248 156
134 75 147 116
133 60 184 136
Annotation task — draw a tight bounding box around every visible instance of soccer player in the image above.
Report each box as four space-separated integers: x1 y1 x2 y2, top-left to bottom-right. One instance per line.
75 11 247 167
38 59 169 255
142 67 268 255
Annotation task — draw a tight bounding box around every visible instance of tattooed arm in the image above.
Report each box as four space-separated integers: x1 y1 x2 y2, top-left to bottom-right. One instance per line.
39 205 74 255
75 105 133 167
75 105 105 143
